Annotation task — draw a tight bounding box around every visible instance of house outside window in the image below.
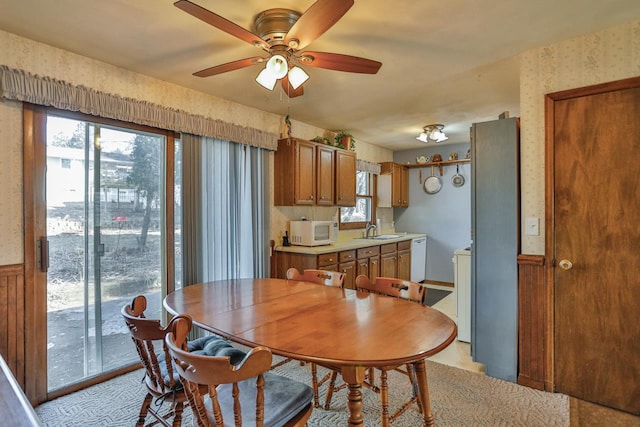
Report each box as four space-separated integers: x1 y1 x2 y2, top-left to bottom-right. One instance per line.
340 171 375 229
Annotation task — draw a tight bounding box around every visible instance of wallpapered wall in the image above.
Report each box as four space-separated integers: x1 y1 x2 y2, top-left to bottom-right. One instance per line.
519 19 640 255
3 18 639 264
0 29 392 266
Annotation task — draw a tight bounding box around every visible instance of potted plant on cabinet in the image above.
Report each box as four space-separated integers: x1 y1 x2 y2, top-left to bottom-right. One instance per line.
334 131 356 151
312 136 332 146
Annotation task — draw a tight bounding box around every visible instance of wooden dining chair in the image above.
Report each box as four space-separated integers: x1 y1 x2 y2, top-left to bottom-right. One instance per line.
324 275 427 425
283 267 346 408
286 267 346 288
165 315 314 427
122 295 246 427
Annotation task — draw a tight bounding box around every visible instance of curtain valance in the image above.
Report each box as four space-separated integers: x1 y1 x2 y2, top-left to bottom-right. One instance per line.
356 159 381 175
0 65 278 150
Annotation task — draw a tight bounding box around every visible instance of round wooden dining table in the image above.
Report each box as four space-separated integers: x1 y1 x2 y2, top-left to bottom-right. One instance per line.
164 278 457 426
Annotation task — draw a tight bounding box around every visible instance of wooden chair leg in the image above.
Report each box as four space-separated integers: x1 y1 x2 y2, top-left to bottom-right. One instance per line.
171 401 184 427
310 363 321 408
380 370 390 427
136 393 153 427
323 371 340 410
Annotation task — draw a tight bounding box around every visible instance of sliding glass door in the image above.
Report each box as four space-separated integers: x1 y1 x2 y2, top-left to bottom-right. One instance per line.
45 114 166 391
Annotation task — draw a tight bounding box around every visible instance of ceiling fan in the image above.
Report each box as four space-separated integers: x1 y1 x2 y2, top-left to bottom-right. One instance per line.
174 0 382 97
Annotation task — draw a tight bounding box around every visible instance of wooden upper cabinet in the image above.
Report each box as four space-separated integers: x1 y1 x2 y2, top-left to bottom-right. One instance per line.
399 166 409 207
316 145 335 206
335 149 356 206
274 137 356 206
378 162 409 207
274 138 316 206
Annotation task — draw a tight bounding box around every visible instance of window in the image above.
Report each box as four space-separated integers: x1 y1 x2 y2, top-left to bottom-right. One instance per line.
60 158 71 168
340 171 375 229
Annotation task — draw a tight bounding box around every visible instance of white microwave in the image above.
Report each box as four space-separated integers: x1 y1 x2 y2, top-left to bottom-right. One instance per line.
289 220 338 246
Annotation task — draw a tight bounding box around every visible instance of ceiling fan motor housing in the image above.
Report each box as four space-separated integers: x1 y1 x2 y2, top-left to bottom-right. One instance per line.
253 9 301 47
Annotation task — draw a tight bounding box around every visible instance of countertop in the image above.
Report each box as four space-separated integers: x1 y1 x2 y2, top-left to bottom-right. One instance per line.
275 233 426 255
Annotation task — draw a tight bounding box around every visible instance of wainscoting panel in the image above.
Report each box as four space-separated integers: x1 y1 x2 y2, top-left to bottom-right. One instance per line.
517 255 546 390
0 264 25 388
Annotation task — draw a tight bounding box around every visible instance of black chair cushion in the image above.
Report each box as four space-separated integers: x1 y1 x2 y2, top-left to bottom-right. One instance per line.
159 336 246 387
207 372 314 426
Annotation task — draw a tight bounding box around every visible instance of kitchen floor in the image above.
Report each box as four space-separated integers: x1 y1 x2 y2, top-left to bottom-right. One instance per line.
426 287 485 374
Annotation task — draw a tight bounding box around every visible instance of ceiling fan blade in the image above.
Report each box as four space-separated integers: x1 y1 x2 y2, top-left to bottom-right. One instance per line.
281 76 304 98
174 0 269 49
193 57 265 77
298 52 382 74
285 0 354 50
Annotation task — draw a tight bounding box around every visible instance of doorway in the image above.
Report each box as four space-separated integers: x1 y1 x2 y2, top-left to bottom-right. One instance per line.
547 77 640 414
45 115 166 391
23 105 176 401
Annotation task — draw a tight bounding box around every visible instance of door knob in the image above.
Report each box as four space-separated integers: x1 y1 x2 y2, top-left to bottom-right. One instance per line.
558 259 573 270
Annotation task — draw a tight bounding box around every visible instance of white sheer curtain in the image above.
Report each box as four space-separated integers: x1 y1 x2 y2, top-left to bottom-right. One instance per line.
181 134 269 285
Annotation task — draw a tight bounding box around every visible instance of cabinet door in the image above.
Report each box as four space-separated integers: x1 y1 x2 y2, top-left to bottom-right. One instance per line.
380 252 397 278
400 166 409 207
294 140 316 205
391 165 402 207
369 255 380 282
335 150 356 206
316 146 335 206
357 258 369 278
339 261 356 290
397 249 411 280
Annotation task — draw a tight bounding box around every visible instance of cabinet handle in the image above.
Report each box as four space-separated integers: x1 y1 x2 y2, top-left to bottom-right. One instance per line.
310 195 314 200
328 258 333 262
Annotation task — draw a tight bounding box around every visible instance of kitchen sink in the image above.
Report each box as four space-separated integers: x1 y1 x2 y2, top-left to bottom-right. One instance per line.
356 234 403 240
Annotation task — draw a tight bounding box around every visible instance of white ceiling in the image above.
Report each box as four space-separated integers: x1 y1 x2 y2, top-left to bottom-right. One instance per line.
2 0 640 151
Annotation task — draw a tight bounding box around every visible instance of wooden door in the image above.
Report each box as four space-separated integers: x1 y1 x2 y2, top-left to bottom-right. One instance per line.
548 78 640 414
316 146 334 206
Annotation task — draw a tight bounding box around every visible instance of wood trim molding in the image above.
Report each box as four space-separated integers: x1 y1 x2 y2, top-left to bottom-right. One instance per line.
517 254 546 390
0 264 25 390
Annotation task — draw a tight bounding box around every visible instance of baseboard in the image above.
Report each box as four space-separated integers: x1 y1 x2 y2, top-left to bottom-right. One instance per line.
422 279 454 290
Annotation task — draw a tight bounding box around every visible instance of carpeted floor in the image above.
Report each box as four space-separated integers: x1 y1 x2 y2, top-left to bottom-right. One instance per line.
36 356 569 426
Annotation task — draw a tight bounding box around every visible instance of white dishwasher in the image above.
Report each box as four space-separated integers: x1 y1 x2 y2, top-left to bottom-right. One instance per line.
410 237 427 282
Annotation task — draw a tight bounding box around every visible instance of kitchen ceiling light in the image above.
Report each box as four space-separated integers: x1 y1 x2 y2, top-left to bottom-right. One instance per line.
417 124 448 143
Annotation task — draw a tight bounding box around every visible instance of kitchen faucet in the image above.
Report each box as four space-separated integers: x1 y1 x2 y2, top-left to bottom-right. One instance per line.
365 222 377 238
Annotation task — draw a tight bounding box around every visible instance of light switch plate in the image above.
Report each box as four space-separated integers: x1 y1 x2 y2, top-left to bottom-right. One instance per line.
525 217 539 236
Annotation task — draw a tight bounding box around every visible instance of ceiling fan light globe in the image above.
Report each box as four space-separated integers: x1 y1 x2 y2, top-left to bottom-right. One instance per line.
288 66 309 89
256 68 277 90
266 54 288 79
